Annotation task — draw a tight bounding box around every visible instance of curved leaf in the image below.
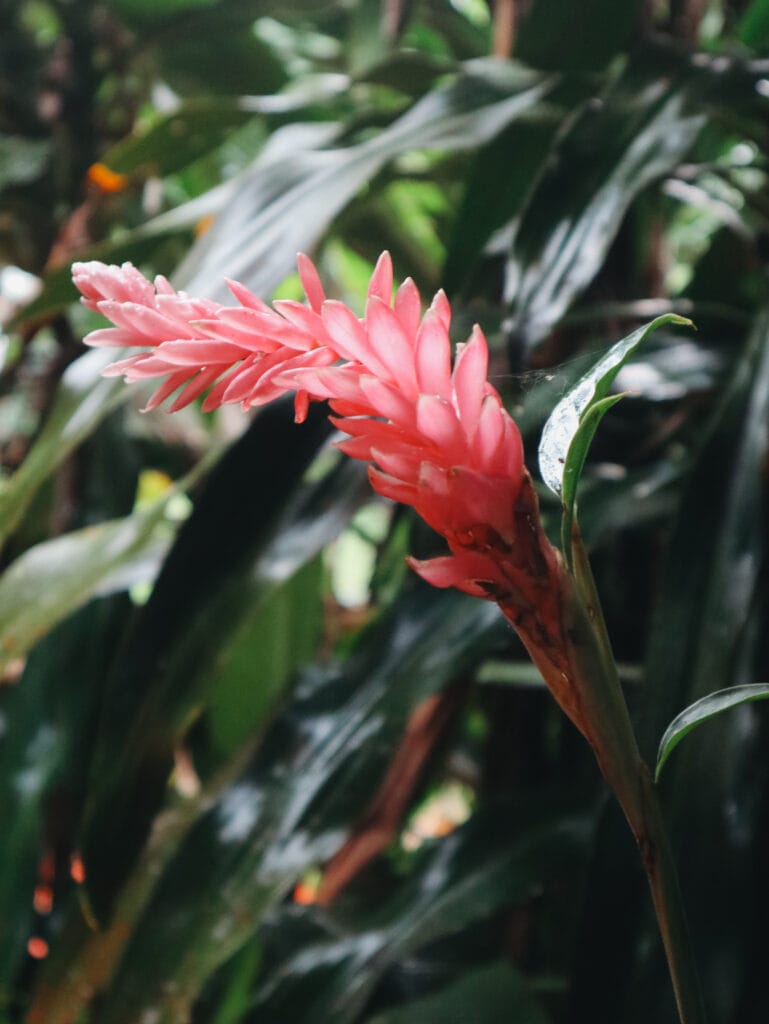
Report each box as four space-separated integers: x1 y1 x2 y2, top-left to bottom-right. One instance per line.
655 684 769 780
0 503 173 672
537 314 692 553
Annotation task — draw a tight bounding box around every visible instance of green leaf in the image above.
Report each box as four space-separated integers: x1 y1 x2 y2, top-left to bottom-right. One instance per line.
515 0 644 72
365 961 551 1024
537 314 692 552
655 684 769 780
574 308 769 1020
505 62 704 350
738 0 769 48
0 500 176 672
77 403 335 924
176 59 555 300
56 589 507 1024
249 801 586 1023
0 351 128 546
99 101 253 177
443 117 563 294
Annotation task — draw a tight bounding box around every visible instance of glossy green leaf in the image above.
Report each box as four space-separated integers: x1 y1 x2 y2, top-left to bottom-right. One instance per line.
176 59 555 300
443 117 562 294
573 308 769 1021
0 598 129 996
77 403 336 923
538 314 692 551
249 801 586 1023
206 554 325 759
505 63 704 350
68 589 507 1023
655 684 769 780
0 499 176 673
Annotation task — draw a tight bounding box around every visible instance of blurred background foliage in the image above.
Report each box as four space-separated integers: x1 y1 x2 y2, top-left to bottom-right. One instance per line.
0 0 768 1021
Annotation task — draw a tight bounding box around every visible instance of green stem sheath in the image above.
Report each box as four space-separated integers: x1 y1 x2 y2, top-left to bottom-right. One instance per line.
505 528 706 1024
568 535 707 1024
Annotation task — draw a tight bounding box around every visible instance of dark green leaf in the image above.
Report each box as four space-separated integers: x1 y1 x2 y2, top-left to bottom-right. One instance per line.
738 0 769 49
443 118 561 294
505 63 704 350
77 590 507 1023
516 0 644 72
574 308 769 1021
656 684 769 780
249 801 587 1023
77 403 335 923
365 961 551 1024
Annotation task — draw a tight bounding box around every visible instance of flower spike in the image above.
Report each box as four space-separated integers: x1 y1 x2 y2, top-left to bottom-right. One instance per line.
72 254 570 727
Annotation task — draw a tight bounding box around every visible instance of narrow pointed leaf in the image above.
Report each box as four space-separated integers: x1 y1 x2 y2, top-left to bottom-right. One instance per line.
538 314 692 549
655 684 769 780
505 64 704 350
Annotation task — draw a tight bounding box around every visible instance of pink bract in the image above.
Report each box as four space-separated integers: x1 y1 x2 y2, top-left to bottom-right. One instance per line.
72 253 537 601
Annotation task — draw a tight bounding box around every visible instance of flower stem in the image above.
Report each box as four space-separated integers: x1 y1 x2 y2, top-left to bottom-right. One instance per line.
635 761 707 1024
568 535 707 1023
503 524 706 1024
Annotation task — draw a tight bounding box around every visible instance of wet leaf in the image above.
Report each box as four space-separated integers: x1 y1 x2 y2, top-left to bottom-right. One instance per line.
655 684 769 780
538 314 692 552
572 308 769 1022
249 802 587 1023
77 403 336 923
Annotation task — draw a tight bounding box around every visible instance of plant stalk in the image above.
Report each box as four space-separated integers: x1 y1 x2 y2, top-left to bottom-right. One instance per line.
502 525 706 1024
570 535 706 1023
635 760 707 1024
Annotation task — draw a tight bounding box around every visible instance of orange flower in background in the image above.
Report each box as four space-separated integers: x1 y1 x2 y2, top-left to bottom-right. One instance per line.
86 163 129 194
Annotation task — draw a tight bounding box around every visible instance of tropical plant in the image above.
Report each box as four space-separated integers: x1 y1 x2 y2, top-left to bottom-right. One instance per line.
1 2 768 1023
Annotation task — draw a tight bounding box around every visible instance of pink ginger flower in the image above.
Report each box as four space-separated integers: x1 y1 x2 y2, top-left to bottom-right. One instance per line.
73 253 576 721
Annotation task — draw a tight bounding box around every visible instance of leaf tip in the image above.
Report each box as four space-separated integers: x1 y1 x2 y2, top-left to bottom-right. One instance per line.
669 315 695 330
